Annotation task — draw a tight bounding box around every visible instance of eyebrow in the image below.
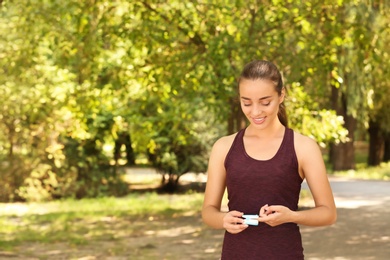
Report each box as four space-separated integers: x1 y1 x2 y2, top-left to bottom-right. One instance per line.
240 96 272 101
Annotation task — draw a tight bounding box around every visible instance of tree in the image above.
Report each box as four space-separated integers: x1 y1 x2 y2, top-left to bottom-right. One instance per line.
284 1 385 170
366 2 390 165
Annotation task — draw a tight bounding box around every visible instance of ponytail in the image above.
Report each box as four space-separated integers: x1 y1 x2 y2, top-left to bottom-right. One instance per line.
278 102 288 127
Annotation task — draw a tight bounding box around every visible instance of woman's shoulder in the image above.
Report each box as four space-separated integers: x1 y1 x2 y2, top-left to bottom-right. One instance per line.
214 132 238 148
211 131 242 154
292 130 321 154
209 132 239 163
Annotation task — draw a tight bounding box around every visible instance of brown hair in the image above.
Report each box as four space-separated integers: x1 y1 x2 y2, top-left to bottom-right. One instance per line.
238 60 288 127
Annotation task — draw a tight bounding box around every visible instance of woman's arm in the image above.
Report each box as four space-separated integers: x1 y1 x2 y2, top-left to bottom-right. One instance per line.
202 135 248 233
294 133 337 226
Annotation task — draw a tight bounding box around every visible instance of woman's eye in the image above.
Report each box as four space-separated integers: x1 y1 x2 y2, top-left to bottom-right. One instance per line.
262 102 271 106
243 103 251 107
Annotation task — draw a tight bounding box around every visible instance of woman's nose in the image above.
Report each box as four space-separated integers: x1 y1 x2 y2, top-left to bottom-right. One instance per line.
252 105 261 116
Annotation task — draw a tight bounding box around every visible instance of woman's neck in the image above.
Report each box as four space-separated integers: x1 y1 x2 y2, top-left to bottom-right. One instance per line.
246 121 285 139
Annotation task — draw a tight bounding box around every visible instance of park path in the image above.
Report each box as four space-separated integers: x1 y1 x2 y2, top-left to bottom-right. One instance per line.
300 177 390 260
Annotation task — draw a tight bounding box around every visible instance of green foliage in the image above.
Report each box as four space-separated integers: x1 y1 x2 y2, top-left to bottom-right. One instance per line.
145 110 212 191
1 0 389 200
287 83 349 147
0 0 134 201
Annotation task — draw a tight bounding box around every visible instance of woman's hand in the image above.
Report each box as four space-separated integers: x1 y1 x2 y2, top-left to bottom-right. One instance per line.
223 210 249 234
258 204 294 227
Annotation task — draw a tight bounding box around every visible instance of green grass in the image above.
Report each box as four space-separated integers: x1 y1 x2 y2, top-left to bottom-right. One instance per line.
0 192 204 251
333 162 390 180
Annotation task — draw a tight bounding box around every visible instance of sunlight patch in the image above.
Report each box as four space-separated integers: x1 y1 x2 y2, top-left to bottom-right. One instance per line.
335 198 383 209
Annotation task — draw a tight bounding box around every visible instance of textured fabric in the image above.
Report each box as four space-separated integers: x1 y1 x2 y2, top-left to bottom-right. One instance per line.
222 127 304 259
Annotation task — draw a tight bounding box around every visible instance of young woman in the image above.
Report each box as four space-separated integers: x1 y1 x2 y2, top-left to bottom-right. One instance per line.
202 60 336 259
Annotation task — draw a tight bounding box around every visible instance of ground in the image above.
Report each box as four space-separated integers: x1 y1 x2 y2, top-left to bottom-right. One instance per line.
1 175 390 260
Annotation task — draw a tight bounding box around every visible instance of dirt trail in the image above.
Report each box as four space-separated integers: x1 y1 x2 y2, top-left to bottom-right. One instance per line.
300 177 390 260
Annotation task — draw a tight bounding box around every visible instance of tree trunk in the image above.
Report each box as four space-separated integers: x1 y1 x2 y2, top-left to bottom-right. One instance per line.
125 133 136 166
329 85 356 171
383 132 390 162
114 132 136 166
367 119 384 166
330 136 356 170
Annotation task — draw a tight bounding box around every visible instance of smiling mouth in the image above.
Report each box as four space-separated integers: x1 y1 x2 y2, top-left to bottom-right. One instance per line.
252 117 265 124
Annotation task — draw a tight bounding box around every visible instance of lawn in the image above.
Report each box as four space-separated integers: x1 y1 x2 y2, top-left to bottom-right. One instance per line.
0 193 204 248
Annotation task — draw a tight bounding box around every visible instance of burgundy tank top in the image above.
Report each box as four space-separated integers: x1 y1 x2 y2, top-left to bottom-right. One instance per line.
222 127 304 259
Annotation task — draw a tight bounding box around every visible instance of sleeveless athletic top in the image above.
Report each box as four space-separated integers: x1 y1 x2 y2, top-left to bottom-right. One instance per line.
221 127 304 259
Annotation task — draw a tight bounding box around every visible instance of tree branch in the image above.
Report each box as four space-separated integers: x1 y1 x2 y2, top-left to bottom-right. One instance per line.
140 1 206 52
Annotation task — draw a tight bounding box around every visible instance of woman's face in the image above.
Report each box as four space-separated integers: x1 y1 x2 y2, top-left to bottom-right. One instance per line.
239 79 284 129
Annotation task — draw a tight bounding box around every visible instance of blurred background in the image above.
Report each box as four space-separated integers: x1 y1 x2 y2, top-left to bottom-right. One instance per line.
0 0 389 202
2 1 390 259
